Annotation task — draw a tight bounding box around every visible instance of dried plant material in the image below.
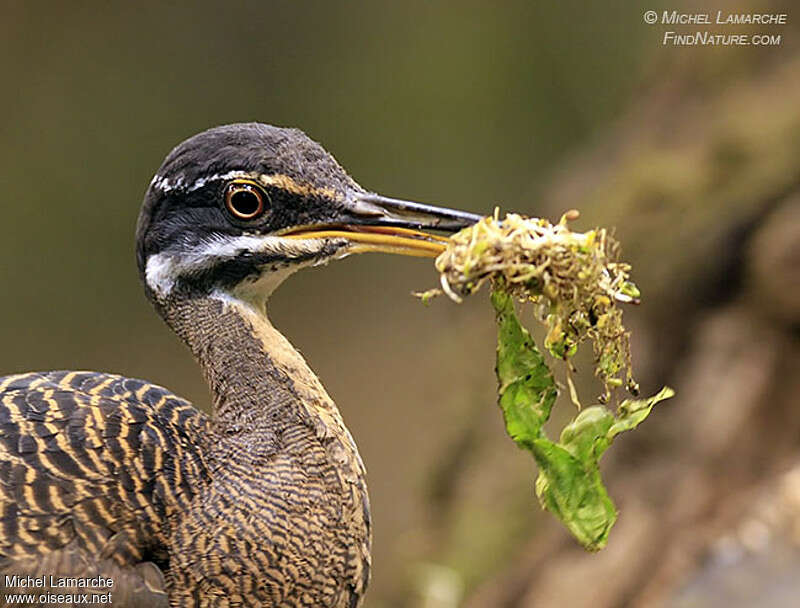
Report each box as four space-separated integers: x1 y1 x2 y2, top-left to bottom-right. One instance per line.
420 210 641 402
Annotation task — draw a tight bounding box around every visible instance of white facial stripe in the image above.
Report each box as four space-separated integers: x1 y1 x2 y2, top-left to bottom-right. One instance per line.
149 170 255 194
149 170 345 202
144 234 333 298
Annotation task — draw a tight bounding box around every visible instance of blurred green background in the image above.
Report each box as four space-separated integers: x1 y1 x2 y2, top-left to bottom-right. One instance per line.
2 2 798 607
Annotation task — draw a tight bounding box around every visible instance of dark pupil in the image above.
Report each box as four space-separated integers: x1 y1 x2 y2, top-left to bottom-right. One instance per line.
231 190 260 216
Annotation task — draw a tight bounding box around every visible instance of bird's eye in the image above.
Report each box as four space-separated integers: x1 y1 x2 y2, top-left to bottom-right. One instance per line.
224 182 266 220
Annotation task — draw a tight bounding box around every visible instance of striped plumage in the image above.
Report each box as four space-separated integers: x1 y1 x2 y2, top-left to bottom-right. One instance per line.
0 124 480 606
0 364 368 607
0 371 201 606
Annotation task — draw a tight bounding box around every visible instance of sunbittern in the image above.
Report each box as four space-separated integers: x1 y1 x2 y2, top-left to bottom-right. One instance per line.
0 124 481 607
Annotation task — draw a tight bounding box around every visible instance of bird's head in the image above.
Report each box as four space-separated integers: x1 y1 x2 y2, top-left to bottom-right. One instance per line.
136 123 480 311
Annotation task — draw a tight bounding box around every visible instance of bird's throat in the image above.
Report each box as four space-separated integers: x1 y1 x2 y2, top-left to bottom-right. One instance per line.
160 292 359 458
156 291 372 598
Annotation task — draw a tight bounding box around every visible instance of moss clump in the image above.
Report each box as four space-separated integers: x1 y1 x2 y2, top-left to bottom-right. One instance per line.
420 210 641 402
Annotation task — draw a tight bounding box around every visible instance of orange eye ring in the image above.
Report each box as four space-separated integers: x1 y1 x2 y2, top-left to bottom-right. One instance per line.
225 182 266 220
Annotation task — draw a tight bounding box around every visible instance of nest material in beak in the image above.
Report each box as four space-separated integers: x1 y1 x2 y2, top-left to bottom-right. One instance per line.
418 209 642 402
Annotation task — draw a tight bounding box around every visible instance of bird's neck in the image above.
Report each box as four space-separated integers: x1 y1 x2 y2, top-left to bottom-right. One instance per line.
161 293 356 448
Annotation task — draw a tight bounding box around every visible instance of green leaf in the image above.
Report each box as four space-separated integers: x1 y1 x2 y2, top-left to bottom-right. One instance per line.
610 386 675 438
492 289 558 447
492 286 674 550
532 434 617 550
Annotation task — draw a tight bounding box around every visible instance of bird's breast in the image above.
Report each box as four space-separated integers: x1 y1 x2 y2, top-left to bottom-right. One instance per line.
166 426 371 607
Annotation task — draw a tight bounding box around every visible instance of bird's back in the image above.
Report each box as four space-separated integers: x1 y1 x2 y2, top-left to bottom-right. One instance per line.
0 370 211 607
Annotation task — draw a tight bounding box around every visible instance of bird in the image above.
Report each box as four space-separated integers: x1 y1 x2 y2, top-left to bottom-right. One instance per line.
0 123 481 608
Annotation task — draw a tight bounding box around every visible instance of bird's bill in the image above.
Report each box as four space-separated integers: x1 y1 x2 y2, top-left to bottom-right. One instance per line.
285 225 450 258
282 193 483 258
